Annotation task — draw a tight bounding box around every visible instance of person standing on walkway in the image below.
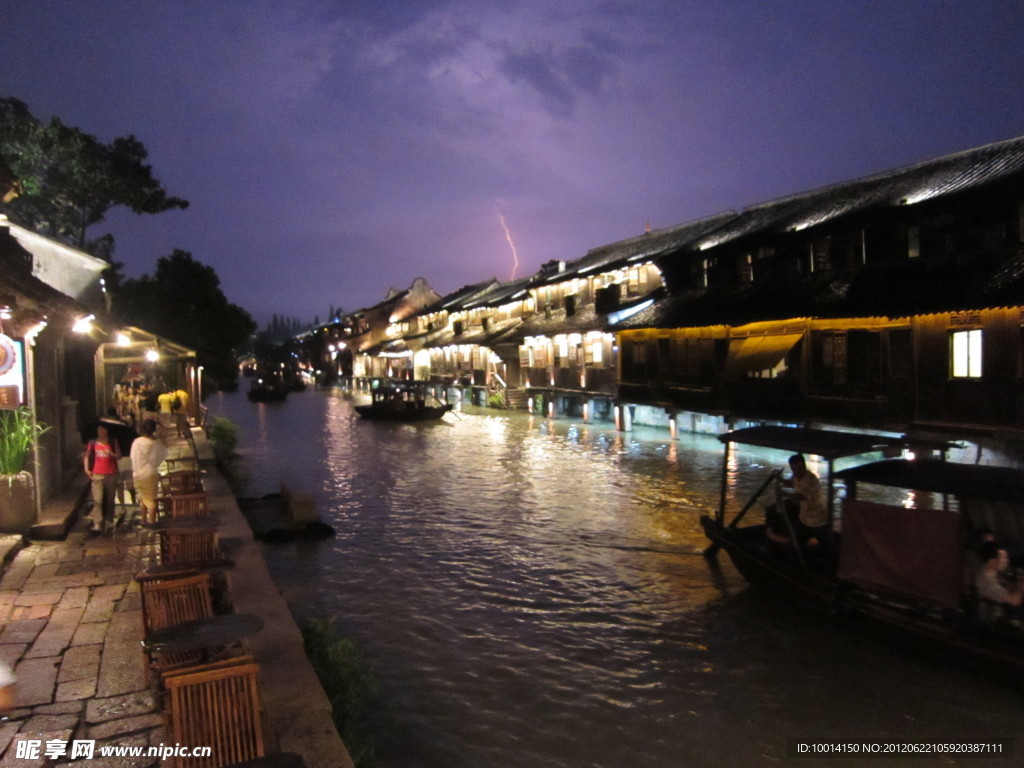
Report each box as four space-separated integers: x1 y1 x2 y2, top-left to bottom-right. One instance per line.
85 423 120 533
157 389 176 433
130 418 168 525
173 387 190 438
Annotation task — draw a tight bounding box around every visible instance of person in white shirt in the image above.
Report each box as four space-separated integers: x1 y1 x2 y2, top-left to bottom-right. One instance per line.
129 419 168 525
767 453 829 547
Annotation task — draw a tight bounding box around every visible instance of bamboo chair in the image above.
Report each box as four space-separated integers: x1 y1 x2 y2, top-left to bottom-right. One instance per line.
162 659 265 768
159 528 220 566
168 492 210 519
160 470 203 495
139 572 215 675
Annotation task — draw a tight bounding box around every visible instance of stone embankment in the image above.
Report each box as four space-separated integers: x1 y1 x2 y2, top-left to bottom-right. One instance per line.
0 429 351 768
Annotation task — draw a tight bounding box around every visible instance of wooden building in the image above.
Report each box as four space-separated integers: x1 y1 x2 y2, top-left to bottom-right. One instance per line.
0 217 106 528
615 136 1024 455
303 278 440 385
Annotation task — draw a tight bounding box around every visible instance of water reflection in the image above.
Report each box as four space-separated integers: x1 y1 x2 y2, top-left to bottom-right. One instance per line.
211 389 1021 768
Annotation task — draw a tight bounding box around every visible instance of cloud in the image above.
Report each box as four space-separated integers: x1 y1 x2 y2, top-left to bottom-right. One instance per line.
498 47 578 114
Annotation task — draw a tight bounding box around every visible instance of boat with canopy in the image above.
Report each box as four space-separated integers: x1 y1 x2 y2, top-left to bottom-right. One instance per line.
700 425 1024 671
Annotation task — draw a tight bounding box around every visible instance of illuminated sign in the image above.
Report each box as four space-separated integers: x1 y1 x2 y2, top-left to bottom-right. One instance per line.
0 334 25 408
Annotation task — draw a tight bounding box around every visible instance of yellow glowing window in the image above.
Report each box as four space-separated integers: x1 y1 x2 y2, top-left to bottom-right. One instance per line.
951 329 982 378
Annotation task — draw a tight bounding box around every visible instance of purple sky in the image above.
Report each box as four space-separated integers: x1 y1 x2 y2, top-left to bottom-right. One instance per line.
3 1 1023 326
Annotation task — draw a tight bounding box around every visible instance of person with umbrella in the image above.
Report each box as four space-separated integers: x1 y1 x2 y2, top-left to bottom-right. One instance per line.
84 422 121 533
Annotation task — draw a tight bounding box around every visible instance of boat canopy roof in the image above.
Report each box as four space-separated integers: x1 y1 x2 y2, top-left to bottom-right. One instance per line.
835 459 1024 504
717 426 904 460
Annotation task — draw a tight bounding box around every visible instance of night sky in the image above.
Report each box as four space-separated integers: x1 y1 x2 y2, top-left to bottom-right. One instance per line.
3 1 1023 326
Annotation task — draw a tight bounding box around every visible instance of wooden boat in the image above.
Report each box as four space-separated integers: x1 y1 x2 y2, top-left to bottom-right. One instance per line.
247 378 288 402
354 381 453 421
701 425 1024 672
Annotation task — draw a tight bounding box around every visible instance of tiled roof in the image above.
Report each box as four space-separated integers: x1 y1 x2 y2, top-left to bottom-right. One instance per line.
424 278 501 314
690 135 1024 250
539 211 738 286
620 135 1024 329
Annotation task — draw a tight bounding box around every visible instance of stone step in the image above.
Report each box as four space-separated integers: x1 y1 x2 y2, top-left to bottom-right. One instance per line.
29 479 89 541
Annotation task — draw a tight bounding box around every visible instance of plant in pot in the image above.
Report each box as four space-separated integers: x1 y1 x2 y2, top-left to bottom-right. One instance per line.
0 407 49 533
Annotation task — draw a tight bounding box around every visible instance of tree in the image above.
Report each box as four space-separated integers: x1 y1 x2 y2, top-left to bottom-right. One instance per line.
117 250 256 392
0 97 188 256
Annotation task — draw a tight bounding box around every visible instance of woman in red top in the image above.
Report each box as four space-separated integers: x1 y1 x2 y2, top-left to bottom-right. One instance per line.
85 424 121 533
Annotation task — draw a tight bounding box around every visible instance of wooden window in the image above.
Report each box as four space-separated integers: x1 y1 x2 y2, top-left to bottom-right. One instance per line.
908 226 920 259
847 331 881 386
658 337 672 375
738 253 754 283
533 345 548 368
950 329 982 379
889 329 912 379
556 338 570 369
629 339 647 378
811 239 832 272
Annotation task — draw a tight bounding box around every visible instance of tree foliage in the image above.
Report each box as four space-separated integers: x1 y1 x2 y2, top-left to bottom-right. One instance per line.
0 97 188 256
117 250 256 391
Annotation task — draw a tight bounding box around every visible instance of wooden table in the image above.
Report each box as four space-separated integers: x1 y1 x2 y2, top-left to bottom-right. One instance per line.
143 613 264 656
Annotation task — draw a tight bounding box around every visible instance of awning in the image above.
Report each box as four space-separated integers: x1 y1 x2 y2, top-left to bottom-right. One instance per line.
718 426 905 460
724 333 803 376
835 459 1024 504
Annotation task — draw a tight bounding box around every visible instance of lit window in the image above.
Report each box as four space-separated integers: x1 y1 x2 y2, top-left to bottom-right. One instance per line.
950 329 982 378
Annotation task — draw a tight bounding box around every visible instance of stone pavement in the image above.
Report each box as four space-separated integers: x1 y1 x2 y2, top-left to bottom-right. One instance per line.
0 431 200 766
0 525 163 767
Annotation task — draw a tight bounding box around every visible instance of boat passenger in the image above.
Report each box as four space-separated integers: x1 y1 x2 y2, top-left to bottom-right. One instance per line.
767 454 829 547
974 541 1023 616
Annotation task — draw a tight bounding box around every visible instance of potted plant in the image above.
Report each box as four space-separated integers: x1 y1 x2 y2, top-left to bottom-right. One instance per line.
0 407 49 533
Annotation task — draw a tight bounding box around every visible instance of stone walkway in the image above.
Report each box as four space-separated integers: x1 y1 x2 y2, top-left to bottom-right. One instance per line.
0 525 164 767
0 432 197 767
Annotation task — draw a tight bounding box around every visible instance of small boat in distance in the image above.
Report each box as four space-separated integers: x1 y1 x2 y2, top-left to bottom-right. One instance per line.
701 425 1024 675
354 380 453 421
247 377 289 402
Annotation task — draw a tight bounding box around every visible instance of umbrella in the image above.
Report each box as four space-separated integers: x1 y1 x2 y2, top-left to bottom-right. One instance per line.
80 418 137 455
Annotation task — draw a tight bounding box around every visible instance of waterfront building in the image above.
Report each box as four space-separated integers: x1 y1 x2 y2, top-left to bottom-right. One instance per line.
301 135 1024 459
303 277 440 385
0 217 103 527
509 213 733 423
614 136 1024 460
408 277 528 405
365 213 732 419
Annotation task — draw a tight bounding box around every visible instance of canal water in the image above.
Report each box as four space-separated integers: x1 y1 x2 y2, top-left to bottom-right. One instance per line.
210 387 1020 768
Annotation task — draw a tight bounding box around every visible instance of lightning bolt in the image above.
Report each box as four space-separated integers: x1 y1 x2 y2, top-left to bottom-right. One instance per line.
497 211 520 281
